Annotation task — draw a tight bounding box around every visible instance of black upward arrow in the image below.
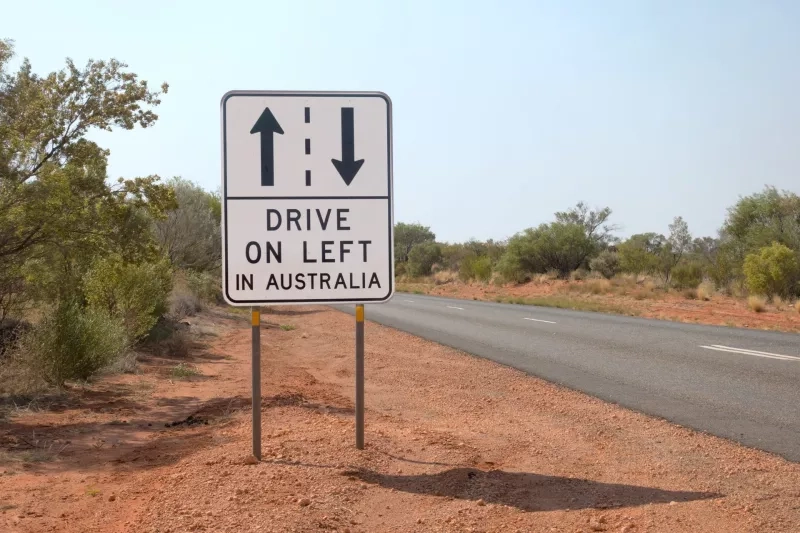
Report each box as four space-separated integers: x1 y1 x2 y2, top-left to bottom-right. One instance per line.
331 107 364 186
250 107 284 186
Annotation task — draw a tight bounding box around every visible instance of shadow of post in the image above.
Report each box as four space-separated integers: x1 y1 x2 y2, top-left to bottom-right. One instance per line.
343 467 720 512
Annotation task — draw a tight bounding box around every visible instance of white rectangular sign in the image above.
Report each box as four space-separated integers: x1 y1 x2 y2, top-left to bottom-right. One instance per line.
220 91 394 305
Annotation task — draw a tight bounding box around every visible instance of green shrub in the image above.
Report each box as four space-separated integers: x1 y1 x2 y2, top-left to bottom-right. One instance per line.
671 262 704 289
589 251 619 279
495 253 529 283
184 269 221 303
21 301 128 386
743 243 800 299
84 255 173 341
407 242 442 277
496 223 596 281
459 256 492 283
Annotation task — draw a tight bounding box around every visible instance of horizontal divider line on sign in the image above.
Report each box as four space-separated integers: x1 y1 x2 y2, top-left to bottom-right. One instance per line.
226 196 390 200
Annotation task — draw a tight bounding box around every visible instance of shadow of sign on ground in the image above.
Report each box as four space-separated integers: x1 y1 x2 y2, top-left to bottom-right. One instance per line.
343 467 720 512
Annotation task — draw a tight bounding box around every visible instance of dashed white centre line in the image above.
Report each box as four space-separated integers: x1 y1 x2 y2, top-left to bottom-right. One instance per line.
699 345 800 362
524 317 557 324
446 306 464 310
403 300 415 303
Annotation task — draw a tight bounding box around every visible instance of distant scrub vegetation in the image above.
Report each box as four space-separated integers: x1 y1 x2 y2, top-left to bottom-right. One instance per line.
395 186 800 305
0 39 222 392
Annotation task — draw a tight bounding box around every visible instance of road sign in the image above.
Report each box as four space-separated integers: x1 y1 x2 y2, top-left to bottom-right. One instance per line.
220 91 395 305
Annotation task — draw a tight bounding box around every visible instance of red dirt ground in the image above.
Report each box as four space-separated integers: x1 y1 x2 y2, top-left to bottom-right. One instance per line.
1 306 798 532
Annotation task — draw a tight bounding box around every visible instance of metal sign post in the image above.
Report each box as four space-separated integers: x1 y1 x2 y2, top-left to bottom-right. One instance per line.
355 304 365 449
219 90 395 452
251 307 262 460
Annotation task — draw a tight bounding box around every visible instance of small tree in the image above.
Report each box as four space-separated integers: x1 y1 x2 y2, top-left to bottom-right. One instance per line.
394 223 435 264
406 242 442 277
554 202 618 250
659 216 692 286
743 243 800 299
617 233 663 276
154 177 221 272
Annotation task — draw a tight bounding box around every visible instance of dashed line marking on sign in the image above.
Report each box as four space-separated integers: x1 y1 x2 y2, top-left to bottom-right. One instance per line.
699 345 800 362
446 306 464 310
524 317 557 324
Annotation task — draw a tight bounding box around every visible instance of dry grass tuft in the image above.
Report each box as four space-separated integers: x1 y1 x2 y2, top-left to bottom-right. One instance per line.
432 270 457 285
566 278 612 296
795 300 800 314
696 282 714 301
772 296 785 310
683 288 698 300
586 279 612 295
632 289 653 300
748 295 767 313
570 269 589 281
611 274 638 289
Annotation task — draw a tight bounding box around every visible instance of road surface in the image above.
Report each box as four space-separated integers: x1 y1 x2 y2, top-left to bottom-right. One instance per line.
335 293 800 462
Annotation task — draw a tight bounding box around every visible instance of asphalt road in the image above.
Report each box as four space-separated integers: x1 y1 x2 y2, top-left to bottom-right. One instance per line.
334 293 800 462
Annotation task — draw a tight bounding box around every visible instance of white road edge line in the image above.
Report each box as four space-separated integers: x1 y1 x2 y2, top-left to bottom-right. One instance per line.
524 317 557 324
699 345 800 362
446 306 464 310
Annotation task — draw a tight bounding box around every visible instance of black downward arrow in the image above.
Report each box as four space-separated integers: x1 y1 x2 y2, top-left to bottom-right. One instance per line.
331 107 364 186
250 107 284 186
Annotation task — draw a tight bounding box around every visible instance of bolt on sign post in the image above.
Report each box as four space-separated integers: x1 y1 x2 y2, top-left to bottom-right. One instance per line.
219 91 395 457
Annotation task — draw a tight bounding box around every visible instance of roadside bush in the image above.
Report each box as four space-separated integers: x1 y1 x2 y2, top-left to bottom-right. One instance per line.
743 243 800 299
84 255 173 341
671 262 703 289
0 318 31 358
161 329 191 358
170 291 203 318
495 253 529 283
496 223 596 281
696 282 714 301
184 269 221 303
407 242 442 277
747 295 767 313
459 256 492 283
589 251 619 279
570 268 589 281
20 301 128 386
432 270 457 285
153 177 221 271
586 279 612 295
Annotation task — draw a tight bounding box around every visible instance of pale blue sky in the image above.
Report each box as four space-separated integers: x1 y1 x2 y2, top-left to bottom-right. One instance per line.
3 1 799 242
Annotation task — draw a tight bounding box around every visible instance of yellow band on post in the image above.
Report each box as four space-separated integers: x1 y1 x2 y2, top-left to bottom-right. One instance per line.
355 305 364 322
251 310 260 326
